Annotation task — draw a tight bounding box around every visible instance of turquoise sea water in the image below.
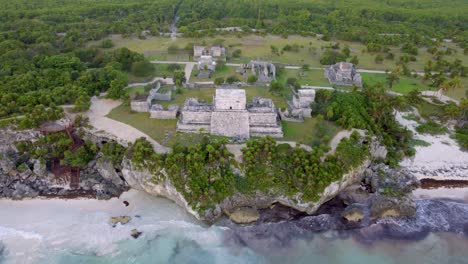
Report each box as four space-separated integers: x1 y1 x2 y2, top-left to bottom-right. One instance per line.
1 190 467 264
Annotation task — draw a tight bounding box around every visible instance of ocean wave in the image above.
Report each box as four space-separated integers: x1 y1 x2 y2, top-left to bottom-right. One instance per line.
0 226 43 240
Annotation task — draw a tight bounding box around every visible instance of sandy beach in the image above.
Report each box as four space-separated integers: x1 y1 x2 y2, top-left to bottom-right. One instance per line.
396 111 468 180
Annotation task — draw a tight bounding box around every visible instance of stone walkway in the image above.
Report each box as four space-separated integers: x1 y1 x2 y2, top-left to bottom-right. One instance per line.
86 97 170 154
327 129 366 155
126 77 174 89
421 90 459 104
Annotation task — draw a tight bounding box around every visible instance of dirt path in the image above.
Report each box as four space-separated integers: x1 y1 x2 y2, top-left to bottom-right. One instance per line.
86 97 170 154
328 129 366 155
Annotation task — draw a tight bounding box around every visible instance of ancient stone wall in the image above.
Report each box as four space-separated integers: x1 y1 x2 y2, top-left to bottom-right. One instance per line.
150 111 177 119
180 111 212 124
250 126 283 138
249 112 279 126
211 111 250 138
130 101 150 112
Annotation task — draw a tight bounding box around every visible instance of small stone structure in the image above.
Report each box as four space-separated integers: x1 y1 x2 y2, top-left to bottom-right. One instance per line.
193 46 226 59
282 89 316 121
194 46 225 79
130 82 173 112
325 62 362 87
130 94 152 112
177 88 283 138
149 104 179 119
237 61 276 82
197 55 216 72
177 98 213 133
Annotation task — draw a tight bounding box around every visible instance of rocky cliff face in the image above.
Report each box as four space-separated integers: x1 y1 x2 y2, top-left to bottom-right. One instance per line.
121 158 201 219
118 138 389 224
0 128 128 199
119 153 378 224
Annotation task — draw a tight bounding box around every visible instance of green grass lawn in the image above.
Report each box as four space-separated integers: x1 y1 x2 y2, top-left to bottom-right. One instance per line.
190 65 243 82
361 73 434 94
108 102 341 148
107 104 228 147
282 118 342 147
245 86 290 110
279 69 331 87
156 87 215 108
107 34 467 72
126 86 147 97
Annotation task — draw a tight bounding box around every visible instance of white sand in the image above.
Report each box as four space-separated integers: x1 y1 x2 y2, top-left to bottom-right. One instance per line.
396 111 468 180
86 97 170 153
413 187 468 201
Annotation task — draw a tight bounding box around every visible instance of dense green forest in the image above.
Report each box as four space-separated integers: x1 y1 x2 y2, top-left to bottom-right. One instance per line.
0 0 466 127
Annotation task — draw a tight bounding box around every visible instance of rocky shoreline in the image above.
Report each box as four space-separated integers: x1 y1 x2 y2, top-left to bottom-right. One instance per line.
1 126 468 245
0 128 129 200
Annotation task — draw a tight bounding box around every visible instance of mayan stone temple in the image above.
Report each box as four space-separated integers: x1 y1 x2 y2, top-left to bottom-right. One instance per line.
177 88 283 138
325 62 362 87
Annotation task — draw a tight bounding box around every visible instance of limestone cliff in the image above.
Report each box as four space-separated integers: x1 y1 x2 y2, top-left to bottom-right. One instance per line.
120 155 373 224
121 158 201 220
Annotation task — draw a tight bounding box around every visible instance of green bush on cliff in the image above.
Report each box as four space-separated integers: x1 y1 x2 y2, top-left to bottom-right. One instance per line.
154 139 236 211
241 133 369 201
313 85 413 166
101 142 127 169
127 133 369 212
16 132 72 160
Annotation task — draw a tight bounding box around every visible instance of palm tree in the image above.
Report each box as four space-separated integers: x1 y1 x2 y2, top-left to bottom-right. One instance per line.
438 81 451 98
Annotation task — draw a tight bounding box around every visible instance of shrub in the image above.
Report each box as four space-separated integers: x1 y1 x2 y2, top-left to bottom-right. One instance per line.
232 49 242 58
101 39 114 49
415 121 448 135
131 61 154 77
167 64 182 72
247 75 257 84
226 75 240 84
214 77 225 85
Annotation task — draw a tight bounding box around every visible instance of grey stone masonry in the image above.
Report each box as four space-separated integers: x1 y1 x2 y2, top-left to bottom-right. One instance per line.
325 62 362 87
177 98 213 133
150 104 179 119
193 46 226 60
282 89 316 121
236 61 276 82
211 111 250 138
130 94 151 112
176 89 283 138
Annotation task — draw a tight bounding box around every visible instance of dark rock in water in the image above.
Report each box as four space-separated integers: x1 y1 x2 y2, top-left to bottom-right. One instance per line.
224 199 468 251
0 241 5 258
369 195 416 219
363 163 420 194
257 204 306 223
342 204 366 222
123 201 129 207
463 223 468 236
131 229 142 239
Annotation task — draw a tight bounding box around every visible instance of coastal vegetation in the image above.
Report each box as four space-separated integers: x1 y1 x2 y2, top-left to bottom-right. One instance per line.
126 132 369 212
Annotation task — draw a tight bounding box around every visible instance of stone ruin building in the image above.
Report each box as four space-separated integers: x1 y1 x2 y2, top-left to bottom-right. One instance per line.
193 46 226 78
177 88 283 138
325 62 362 87
236 61 276 82
282 89 316 121
150 104 179 119
193 46 226 59
130 82 178 119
